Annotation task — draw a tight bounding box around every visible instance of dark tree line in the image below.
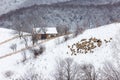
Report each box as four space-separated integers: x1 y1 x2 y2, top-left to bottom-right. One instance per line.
1 3 120 32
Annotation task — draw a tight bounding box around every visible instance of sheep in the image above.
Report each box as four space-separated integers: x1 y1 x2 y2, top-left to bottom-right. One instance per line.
97 39 102 47
67 37 103 55
92 37 98 42
89 37 94 41
85 50 88 54
110 38 112 40
109 38 113 42
104 39 109 43
81 39 87 42
68 45 70 48
90 50 94 53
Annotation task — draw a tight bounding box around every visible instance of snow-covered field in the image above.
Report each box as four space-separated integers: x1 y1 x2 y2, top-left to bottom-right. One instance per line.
0 28 31 57
0 28 16 42
0 23 120 79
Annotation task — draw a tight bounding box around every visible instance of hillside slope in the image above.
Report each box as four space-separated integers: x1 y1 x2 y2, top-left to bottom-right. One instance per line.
1 1 120 31
0 23 120 79
0 0 70 16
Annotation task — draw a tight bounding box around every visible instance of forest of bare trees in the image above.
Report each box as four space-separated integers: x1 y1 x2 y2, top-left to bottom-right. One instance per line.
12 58 120 80
1 2 120 32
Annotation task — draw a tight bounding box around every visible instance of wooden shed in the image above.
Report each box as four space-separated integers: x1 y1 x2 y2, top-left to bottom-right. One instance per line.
33 27 58 39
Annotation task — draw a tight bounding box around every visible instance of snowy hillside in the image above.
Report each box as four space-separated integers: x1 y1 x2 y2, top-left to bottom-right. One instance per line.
0 0 70 16
0 28 15 42
0 28 31 57
0 23 120 79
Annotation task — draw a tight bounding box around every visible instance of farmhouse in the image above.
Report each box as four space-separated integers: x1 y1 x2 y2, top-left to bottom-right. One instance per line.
33 27 58 39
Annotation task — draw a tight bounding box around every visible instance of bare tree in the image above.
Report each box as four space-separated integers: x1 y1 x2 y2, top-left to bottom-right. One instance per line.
22 36 28 47
55 38 61 45
56 25 70 35
54 58 98 80
21 51 27 62
13 67 46 80
63 35 69 42
74 24 85 37
98 61 120 80
31 27 39 45
54 58 82 80
80 64 96 80
10 43 17 52
13 21 24 39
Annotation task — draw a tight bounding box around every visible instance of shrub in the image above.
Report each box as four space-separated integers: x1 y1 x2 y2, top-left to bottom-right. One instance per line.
4 71 14 78
64 35 69 42
39 45 45 54
13 68 46 80
73 26 85 37
32 45 46 58
10 43 17 52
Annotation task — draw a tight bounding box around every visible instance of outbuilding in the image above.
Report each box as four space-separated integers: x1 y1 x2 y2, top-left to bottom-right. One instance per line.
33 27 58 39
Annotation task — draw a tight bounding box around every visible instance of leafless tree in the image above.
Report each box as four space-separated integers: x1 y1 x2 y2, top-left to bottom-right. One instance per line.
98 61 120 80
10 43 17 52
13 21 24 39
55 38 61 45
63 35 69 42
54 58 82 80
21 51 27 62
22 36 28 47
13 67 46 80
74 24 85 37
80 64 96 80
54 58 98 80
56 25 70 35
31 28 39 45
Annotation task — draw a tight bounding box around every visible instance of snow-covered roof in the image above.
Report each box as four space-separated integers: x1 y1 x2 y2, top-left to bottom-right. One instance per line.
34 27 58 34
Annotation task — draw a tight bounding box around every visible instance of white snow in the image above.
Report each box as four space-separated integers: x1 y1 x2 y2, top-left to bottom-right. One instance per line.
0 23 120 79
0 28 16 42
35 27 58 34
0 27 31 56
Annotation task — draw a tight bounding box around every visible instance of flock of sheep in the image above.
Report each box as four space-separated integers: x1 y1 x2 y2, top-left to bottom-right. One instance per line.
67 37 112 55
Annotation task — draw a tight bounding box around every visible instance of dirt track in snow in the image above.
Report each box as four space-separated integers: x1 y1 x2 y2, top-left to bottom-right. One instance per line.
0 33 71 59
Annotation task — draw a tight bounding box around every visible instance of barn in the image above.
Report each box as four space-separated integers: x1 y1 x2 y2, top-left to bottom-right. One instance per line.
33 27 58 39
